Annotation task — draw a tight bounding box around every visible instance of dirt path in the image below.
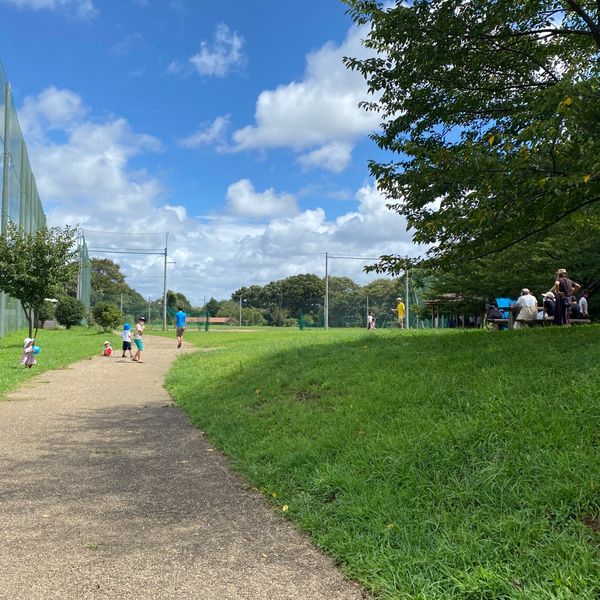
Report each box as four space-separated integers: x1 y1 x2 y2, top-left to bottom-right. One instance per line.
0 335 367 600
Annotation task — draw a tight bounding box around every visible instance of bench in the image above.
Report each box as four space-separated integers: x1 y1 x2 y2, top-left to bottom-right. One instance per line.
487 317 591 330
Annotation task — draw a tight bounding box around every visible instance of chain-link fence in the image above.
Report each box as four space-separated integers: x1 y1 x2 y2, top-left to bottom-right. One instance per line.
0 59 48 337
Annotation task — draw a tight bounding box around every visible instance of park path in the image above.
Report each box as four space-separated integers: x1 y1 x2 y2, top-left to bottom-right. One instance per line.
0 335 367 600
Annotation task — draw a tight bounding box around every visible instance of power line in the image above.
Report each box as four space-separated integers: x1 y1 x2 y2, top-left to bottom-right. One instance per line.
87 248 165 256
82 228 168 236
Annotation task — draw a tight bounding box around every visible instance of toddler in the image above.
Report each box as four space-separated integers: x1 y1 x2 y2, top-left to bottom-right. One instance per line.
21 338 36 368
121 323 133 358
102 341 113 357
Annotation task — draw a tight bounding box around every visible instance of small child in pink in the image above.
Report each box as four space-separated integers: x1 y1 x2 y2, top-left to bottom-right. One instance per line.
102 341 113 357
21 338 36 368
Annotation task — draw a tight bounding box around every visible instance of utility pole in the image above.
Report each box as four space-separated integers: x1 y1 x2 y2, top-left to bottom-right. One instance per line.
324 252 329 330
162 233 168 330
405 258 410 330
148 296 151 322
239 297 242 327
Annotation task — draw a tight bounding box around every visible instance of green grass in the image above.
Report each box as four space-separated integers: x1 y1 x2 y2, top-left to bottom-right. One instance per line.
164 327 600 599
0 327 116 397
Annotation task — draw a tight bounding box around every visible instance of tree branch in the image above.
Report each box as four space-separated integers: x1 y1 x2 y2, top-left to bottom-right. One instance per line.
465 195 600 262
563 0 600 45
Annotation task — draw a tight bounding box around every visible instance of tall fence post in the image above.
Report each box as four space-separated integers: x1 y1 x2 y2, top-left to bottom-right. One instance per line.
0 82 12 338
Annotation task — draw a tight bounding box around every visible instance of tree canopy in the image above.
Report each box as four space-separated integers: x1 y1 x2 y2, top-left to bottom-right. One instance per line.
344 0 600 270
0 222 78 336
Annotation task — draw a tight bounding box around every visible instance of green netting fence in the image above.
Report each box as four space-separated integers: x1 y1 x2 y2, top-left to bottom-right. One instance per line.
0 58 91 337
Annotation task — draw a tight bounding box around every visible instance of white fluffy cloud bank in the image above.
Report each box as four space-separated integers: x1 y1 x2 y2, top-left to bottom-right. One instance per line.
22 87 414 303
229 24 379 172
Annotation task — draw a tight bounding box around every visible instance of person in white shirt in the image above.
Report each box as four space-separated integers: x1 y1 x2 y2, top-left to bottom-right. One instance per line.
579 290 589 318
513 288 538 328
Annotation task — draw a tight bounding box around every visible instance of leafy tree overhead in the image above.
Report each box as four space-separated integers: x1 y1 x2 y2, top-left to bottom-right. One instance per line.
344 0 600 270
0 222 78 336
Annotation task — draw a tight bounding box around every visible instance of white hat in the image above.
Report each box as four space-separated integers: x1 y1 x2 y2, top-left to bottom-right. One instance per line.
542 291 555 299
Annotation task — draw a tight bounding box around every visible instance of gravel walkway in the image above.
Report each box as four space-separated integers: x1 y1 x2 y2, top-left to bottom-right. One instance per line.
0 335 367 600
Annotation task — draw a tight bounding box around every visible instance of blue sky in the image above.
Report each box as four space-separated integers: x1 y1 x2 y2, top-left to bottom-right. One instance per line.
1 0 414 304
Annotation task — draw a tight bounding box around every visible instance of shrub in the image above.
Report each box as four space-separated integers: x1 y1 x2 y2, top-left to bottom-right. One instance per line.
36 300 56 328
92 302 123 332
55 296 86 329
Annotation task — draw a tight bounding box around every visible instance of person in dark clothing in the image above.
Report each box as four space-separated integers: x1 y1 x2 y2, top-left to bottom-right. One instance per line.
570 296 581 319
541 291 555 318
550 269 581 325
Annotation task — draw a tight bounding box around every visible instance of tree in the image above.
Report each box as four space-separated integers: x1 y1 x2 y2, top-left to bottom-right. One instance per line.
91 258 146 315
423 209 600 314
166 290 193 313
92 302 123 332
55 296 86 329
0 222 78 336
231 285 265 308
205 297 220 316
344 0 600 270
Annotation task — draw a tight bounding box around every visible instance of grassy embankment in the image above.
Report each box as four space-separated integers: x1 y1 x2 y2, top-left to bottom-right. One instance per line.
0 327 110 397
164 326 599 599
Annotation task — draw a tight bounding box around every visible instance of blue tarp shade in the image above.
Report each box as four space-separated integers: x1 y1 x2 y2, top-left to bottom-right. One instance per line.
496 297 516 319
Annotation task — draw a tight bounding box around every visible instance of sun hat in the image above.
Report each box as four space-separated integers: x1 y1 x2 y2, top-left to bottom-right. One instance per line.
104 341 110 345
396 297 402 301
557 268 567 275
138 316 146 321
542 291 555 299
521 288 530 294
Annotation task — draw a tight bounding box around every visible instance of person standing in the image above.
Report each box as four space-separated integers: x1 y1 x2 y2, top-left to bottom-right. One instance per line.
367 311 375 330
120 322 133 358
550 269 581 326
395 297 405 329
175 306 187 348
21 337 36 368
133 316 146 363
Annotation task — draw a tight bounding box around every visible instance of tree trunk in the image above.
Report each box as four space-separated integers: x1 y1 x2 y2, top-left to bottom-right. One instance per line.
22 304 33 338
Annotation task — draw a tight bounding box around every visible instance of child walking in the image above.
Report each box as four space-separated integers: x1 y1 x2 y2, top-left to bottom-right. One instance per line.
21 338 36 368
121 323 133 358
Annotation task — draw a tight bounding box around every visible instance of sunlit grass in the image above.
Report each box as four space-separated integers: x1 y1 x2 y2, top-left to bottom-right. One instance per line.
0 327 111 397
165 326 600 599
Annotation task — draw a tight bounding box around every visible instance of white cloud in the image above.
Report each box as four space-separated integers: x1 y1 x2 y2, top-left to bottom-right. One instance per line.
179 115 230 150
230 24 378 172
22 87 416 304
226 179 299 220
0 0 97 19
19 86 88 138
297 142 353 173
111 32 144 56
188 23 245 78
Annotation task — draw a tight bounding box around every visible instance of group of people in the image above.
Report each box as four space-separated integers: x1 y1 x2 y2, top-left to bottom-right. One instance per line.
101 316 146 362
21 307 188 369
510 268 589 327
367 297 406 330
101 306 187 362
